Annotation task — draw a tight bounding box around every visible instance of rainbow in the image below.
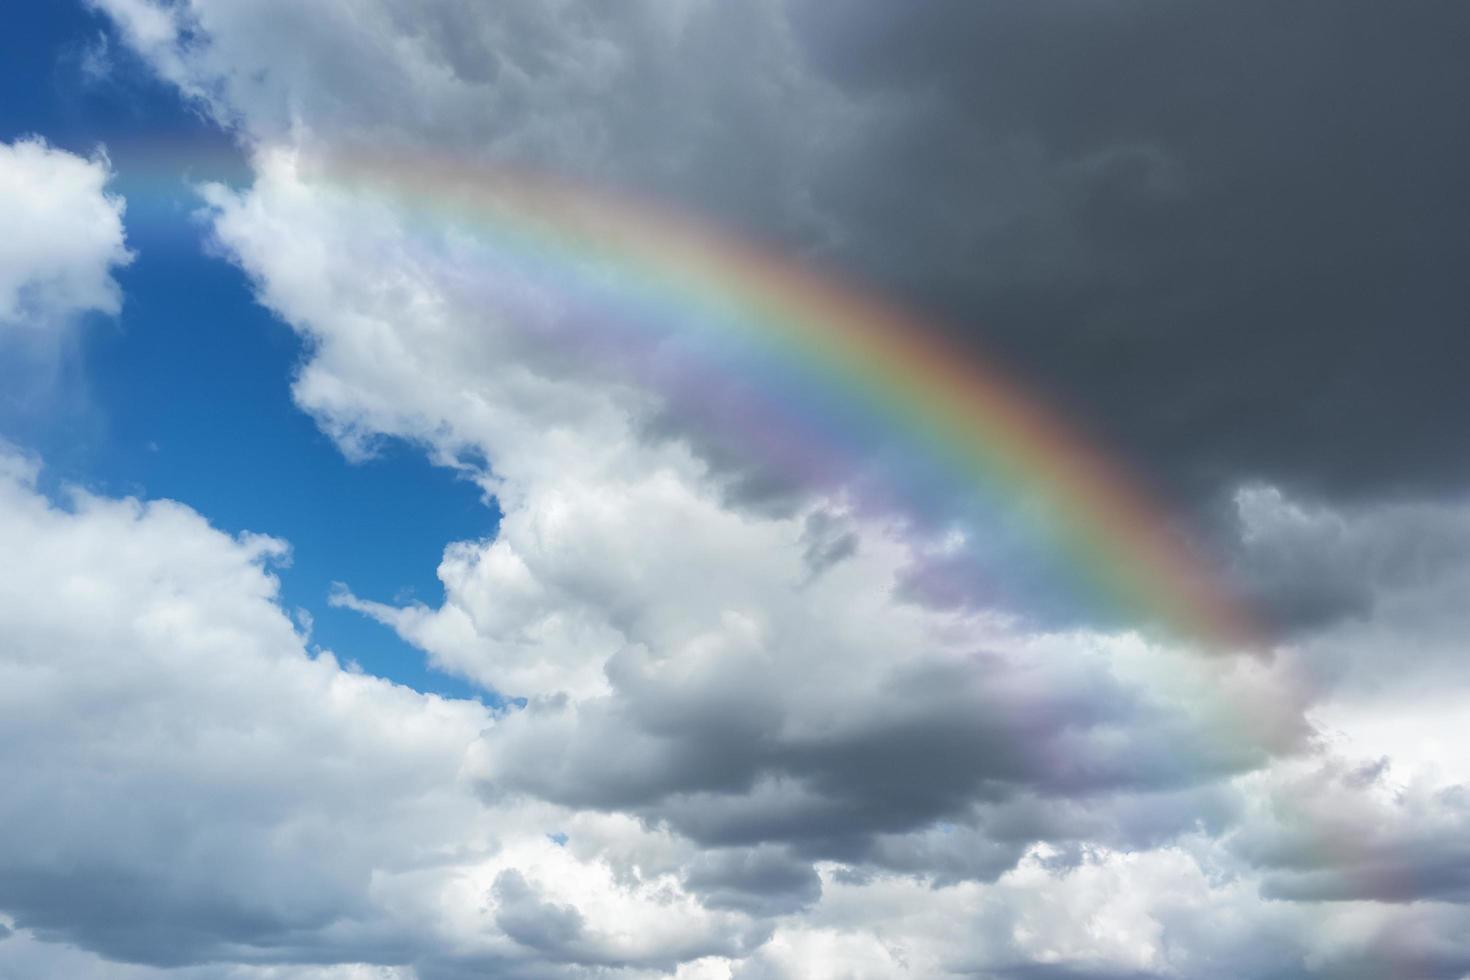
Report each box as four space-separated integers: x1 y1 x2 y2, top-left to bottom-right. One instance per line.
229 146 1259 648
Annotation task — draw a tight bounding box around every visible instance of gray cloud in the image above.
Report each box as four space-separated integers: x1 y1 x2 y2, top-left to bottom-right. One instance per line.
492 871 591 961
1233 759 1470 905
681 845 822 917
475 647 1283 859
797 510 858 581
786 1 1470 510
986 967 1164 980
1228 484 1470 633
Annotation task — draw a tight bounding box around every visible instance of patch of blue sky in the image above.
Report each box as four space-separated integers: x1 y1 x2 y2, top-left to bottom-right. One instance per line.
2 3 499 703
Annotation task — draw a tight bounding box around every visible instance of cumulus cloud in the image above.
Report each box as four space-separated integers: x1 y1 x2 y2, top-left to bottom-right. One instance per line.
192 142 1312 843
0 137 132 334
0 449 485 966
162 140 1434 975
0 452 781 977
180 153 1307 909
20 1 1470 976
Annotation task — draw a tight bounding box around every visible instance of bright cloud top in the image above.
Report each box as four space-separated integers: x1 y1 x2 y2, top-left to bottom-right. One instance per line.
0 137 131 332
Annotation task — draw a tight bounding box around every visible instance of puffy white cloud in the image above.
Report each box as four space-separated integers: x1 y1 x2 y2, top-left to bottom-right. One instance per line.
0 449 481 966
0 138 132 333
36 2 1470 977
0 453 775 976
730 845 1470 979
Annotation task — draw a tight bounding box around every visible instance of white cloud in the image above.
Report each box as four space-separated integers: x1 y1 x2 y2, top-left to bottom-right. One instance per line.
0 138 132 333
32 2 1470 977
0 451 484 966
0 453 774 976
730 844 1470 979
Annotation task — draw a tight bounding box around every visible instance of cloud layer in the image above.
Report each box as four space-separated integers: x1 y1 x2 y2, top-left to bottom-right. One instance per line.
5 1 1470 977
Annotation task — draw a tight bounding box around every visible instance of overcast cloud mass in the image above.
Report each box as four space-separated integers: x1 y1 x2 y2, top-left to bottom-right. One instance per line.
3 2 1470 977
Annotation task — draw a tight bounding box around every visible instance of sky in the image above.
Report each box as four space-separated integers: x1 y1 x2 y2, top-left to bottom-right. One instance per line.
1 2 1469 978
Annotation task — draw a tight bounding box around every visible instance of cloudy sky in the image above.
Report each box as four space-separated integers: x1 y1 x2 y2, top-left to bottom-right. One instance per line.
3 2 1469 977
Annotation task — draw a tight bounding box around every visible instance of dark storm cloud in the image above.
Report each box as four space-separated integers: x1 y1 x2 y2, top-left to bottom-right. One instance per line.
783 0 1470 510
1226 484 1470 633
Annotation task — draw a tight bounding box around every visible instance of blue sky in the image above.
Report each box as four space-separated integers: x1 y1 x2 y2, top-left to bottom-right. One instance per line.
1 3 492 699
